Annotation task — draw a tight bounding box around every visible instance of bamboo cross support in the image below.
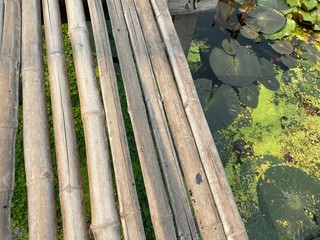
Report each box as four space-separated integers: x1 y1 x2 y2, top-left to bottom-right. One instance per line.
0 0 20 239
87 0 145 239
64 0 120 238
42 0 89 239
21 0 58 239
150 0 248 239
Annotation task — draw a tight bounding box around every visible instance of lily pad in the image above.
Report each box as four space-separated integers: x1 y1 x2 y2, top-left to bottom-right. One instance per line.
246 215 282 240
270 40 294 54
209 46 260 87
194 78 213 107
258 166 320 239
257 0 291 11
259 58 275 77
221 38 240 55
264 17 296 40
240 25 260 40
238 84 260 108
204 84 240 131
245 6 286 34
282 54 297 68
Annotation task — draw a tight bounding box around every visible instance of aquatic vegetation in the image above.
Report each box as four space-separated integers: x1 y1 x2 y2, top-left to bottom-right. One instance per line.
257 166 320 239
258 0 320 31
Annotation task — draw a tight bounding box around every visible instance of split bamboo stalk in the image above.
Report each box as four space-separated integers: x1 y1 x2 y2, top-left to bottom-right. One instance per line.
0 0 3 49
0 0 20 239
105 0 176 239
64 0 120 239
21 0 58 239
42 0 89 239
121 0 218 239
133 0 229 239
87 0 145 239
150 0 248 239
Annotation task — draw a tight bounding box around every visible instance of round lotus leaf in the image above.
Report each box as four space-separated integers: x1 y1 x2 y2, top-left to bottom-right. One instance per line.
270 40 294 55
246 215 282 240
257 166 320 239
240 25 260 40
238 84 260 108
209 46 260 87
264 18 296 40
194 78 213 107
257 0 291 11
221 38 240 55
245 6 286 34
204 84 240 131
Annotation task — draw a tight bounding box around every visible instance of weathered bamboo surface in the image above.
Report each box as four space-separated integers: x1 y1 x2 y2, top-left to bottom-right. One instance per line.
0 0 20 239
42 0 89 239
150 0 248 239
1 0 248 239
21 0 58 239
64 0 120 239
105 0 177 239
0 0 4 48
87 0 145 239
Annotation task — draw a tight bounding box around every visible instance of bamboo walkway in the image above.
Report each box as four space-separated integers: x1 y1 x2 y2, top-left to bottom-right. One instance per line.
0 0 248 239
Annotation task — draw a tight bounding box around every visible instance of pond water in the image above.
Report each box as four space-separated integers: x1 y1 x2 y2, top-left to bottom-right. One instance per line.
188 2 320 239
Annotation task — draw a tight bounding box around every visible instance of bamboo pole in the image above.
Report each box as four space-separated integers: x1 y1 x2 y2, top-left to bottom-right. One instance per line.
121 0 217 239
64 0 120 239
105 0 177 239
0 1 20 239
42 0 89 239
87 1 145 239
150 0 248 239
132 0 230 239
0 0 3 49
21 0 58 239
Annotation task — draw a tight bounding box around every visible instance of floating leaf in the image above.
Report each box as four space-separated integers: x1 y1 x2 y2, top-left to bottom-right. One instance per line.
258 166 320 239
257 0 291 11
270 40 294 54
209 46 260 87
204 84 240 131
194 78 213 107
240 25 260 40
238 84 260 108
282 54 297 68
259 58 275 77
246 215 282 240
245 6 286 34
221 38 240 55
264 17 296 40
258 75 280 91
214 0 236 25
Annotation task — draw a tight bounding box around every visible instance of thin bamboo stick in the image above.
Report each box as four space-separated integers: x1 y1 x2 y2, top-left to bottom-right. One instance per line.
21 0 58 239
87 1 145 239
0 1 20 239
105 0 176 239
150 0 248 239
133 0 230 239
42 0 89 239
64 0 120 239
0 0 3 49
121 0 217 239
